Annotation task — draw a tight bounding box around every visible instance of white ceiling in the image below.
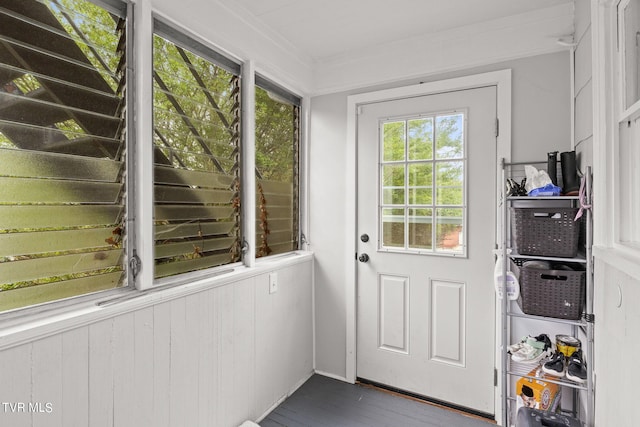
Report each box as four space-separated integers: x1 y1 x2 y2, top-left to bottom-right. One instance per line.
218 0 574 63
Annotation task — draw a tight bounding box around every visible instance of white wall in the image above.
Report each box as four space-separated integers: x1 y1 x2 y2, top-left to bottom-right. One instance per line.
310 51 572 379
594 259 640 426
572 2 594 421
574 0 593 170
312 3 574 95
0 257 314 427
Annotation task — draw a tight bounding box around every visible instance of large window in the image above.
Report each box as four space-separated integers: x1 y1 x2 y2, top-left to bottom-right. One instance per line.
0 0 128 311
0 0 300 312
255 80 300 257
0 3 303 313
380 113 466 255
617 0 640 248
152 23 242 278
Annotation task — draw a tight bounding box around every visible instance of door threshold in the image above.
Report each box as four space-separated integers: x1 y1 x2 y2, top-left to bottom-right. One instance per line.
356 377 496 423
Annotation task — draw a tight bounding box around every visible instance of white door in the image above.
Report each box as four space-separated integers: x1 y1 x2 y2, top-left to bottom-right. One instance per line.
356 86 497 415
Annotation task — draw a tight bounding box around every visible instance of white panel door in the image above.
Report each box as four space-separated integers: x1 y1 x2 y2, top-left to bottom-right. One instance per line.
356 86 497 415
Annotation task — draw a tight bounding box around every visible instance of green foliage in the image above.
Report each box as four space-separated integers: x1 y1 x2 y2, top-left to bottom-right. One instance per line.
0 0 300 298
380 113 465 251
53 0 122 91
408 118 433 160
381 113 463 209
255 87 297 182
153 35 239 174
383 121 405 161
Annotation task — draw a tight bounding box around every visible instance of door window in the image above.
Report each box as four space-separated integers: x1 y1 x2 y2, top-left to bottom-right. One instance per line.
379 112 466 255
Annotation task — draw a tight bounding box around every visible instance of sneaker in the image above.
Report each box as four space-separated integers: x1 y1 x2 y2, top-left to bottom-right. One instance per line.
511 334 553 364
508 336 530 355
542 351 565 377
566 349 587 383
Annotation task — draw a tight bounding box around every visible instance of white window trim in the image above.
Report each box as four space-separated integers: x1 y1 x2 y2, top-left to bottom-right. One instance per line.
242 60 257 267
143 10 249 288
0 0 310 342
344 70 512 420
0 251 313 351
134 0 155 290
592 0 640 279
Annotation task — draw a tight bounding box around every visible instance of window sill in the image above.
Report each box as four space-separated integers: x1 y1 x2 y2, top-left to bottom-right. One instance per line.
0 251 313 351
593 245 640 281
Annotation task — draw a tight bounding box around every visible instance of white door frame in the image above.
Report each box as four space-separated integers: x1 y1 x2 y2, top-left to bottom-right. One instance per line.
345 69 511 417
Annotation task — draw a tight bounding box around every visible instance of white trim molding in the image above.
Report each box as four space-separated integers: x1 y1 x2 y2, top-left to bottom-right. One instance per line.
313 4 571 95
133 0 155 290
345 70 512 420
592 0 640 273
0 252 314 351
242 60 257 267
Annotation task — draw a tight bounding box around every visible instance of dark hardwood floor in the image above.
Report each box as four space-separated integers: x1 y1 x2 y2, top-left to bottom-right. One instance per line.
261 375 496 427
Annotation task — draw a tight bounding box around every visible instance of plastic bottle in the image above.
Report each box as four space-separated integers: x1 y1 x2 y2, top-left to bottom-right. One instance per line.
494 254 520 300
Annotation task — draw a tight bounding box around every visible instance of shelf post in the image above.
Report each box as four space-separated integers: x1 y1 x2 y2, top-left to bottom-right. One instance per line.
500 158 509 426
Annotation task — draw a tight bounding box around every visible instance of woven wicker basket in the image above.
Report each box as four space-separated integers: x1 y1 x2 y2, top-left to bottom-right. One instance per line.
511 207 580 257
517 266 585 320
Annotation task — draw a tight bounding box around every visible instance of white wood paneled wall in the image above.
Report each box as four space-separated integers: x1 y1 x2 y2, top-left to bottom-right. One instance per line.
0 259 313 427
574 0 593 166
594 259 640 427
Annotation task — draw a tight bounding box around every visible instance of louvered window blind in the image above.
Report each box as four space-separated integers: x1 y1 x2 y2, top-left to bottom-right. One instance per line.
254 82 300 257
0 0 127 311
153 22 242 278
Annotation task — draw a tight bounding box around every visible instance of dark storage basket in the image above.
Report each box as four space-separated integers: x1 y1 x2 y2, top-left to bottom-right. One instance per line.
517 266 585 320
511 207 580 257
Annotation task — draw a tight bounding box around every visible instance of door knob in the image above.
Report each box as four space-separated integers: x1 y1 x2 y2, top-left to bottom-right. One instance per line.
358 253 370 263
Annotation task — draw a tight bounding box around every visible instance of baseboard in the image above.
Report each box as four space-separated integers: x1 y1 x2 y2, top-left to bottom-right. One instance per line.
313 369 351 383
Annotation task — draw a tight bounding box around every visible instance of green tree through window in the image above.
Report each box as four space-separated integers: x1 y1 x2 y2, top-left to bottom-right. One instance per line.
0 0 127 310
255 85 300 257
380 112 465 254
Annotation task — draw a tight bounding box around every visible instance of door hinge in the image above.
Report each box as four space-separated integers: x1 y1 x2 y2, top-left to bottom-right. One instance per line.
494 368 498 387
495 118 499 138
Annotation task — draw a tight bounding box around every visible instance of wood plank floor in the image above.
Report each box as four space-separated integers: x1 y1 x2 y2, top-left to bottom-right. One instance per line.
261 375 496 427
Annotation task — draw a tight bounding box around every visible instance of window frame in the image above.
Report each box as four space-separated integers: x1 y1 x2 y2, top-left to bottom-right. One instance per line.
377 110 468 257
614 0 640 253
150 19 244 284
0 0 132 313
0 1 307 316
254 74 302 259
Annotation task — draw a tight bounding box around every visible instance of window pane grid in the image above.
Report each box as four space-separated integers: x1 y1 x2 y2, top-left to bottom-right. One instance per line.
380 113 466 255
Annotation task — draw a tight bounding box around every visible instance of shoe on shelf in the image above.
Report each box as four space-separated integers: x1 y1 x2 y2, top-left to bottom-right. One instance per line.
542 351 565 377
508 336 530 355
566 349 587 384
511 334 553 364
